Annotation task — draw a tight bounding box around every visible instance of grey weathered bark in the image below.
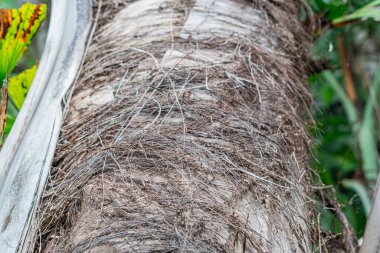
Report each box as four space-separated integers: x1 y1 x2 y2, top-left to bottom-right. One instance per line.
33 0 316 252
0 1 92 252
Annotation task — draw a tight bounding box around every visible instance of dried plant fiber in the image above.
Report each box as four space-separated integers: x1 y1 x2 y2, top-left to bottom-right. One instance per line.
33 0 315 252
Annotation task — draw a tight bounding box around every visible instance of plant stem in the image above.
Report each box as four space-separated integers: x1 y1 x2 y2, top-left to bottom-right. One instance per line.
0 78 8 146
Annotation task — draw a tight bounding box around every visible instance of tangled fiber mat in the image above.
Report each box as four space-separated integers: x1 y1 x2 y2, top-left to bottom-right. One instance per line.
33 0 318 252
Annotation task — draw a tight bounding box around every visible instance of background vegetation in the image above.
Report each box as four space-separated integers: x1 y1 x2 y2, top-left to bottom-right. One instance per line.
0 0 47 142
306 0 380 239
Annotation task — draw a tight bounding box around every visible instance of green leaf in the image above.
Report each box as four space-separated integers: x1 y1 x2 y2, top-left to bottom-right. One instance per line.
359 61 380 184
0 3 47 82
4 113 14 135
321 71 358 128
327 3 349 20
342 179 372 216
8 65 37 110
333 0 380 25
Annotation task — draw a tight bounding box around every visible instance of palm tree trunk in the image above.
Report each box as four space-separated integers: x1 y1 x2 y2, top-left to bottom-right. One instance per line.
35 0 315 252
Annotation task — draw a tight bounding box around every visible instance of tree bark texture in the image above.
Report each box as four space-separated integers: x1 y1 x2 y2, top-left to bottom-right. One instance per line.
34 0 315 252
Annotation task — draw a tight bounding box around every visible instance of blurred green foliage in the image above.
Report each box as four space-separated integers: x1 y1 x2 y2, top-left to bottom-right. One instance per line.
0 2 47 143
307 0 380 237
0 0 18 8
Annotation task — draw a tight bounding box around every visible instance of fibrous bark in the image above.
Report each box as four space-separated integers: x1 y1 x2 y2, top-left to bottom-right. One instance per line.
34 0 315 252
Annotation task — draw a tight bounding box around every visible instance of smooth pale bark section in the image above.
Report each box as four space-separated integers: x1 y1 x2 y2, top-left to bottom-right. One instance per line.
360 181 380 253
0 1 92 252
36 0 313 252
